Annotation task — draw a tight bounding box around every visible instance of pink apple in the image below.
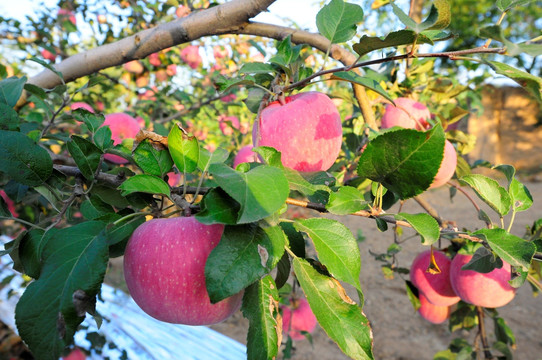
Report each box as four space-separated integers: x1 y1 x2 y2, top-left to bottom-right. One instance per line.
123 60 144 74
156 69 168 81
167 171 181 187
213 45 229 59
176 5 191 18
220 93 236 103
281 298 317 341
166 64 177 76
71 102 94 113
95 101 105 112
180 45 202 69
410 250 460 306
135 74 149 87
249 53 265 63
233 145 259 168
58 9 76 25
218 115 240 136
0 190 18 218
123 217 243 324
101 113 141 164
41 49 56 62
418 293 450 324
429 140 457 189
450 254 516 308
148 52 162 67
63 348 86 360
381 97 431 130
253 91 342 172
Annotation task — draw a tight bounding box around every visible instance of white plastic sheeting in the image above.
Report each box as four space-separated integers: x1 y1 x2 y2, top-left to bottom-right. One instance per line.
0 236 247 360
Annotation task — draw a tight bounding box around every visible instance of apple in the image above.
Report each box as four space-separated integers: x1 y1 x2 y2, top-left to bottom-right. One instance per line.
220 93 236 103
135 74 149 87
429 140 457 189
41 49 56 62
101 113 141 164
0 190 18 218
71 102 94 113
123 60 145 74
176 5 191 18
281 298 317 341
167 171 181 187
450 254 516 308
253 91 342 172
233 145 259 168
381 97 431 130
58 9 76 25
123 217 243 325
97 14 107 24
410 250 460 306
166 64 177 76
63 348 86 360
418 293 450 324
213 45 229 59
218 115 240 136
180 45 202 69
148 52 162 67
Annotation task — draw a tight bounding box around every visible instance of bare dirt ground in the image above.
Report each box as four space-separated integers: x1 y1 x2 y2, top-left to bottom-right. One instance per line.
104 175 542 360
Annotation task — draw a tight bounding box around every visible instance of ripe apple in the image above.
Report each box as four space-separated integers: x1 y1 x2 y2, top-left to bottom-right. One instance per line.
148 52 162 67
166 171 181 187
218 115 240 136
63 348 86 360
410 250 460 306
418 293 450 324
166 64 177 76
220 93 236 103
123 217 243 325
450 254 516 308
123 60 145 74
213 45 229 59
429 140 457 189
41 49 56 62
57 9 76 25
70 102 94 113
233 145 259 168
253 91 342 172
281 298 317 340
101 113 141 164
176 5 191 18
180 45 202 69
381 97 431 130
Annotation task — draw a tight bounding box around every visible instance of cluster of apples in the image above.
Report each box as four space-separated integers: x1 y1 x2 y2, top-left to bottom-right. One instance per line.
410 250 516 324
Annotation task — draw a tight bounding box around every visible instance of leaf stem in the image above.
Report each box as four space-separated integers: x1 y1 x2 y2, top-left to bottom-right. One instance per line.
506 210 517 233
284 245 297 258
0 216 45 230
112 212 150 226
484 11 507 48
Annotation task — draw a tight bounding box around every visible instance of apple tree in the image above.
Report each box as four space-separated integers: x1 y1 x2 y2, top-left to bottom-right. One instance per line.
0 0 541 359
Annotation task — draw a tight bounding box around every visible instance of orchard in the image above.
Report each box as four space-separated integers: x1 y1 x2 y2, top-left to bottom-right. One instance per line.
0 0 541 359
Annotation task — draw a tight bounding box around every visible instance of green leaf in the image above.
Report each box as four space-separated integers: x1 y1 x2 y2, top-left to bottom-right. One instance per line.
474 228 535 271
459 174 512 216
280 222 306 258
496 0 536 11
316 0 364 44
15 221 109 360
93 126 114 152
28 57 64 83
195 187 240 225
197 146 229 172
0 130 53 186
80 196 114 220
0 76 27 107
487 61 542 104
494 317 516 346
73 110 105 133
213 74 256 93
18 229 45 279
461 246 503 273
269 36 300 69
294 218 362 293
239 62 277 75
244 88 266 114
405 280 420 311
354 30 423 57
67 135 103 179
293 258 373 360
390 2 419 31
479 25 542 56
241 275 280 360
509 178 533 212
331 71 394 103
106 215 146 258
419 0 451 31
205 224 286 302
133 139 173 177
394 213 440 245
252 146 283 168
326 186 368 215
118 174 171 198
357 125 445 199
209 164 289 224
492 164 515 188
168 123 199 173
0 103 20 130
274 253 291 289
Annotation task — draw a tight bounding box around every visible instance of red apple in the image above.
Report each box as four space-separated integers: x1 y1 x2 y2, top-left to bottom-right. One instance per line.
123 60 144 74
281 298 317 341
176 5 191 18
410 250 460 306
180 45 202 69
220 93 236 103
418 293 450 324
218 115 240 136
63 348 86 360
213 45 229 59
57 9 76 25
0 190 18 218
148 52 162 67
253 91 342 172
381 97 431 130
450 254 516 308
101 113 141 164
70 102 94 113
233 145 259 168
41 49 56 62
123 217 243 325
166 64 177 76
429 140 457 189
167 171 181 187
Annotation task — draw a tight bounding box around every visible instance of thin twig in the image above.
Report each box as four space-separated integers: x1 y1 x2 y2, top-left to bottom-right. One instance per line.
476 306 494 359
413 195 444 226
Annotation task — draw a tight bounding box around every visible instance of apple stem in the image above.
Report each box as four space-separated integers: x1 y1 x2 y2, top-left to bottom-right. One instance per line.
278 94 286 105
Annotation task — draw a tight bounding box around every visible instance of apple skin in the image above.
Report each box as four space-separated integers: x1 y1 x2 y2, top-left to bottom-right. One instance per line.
63 348 86 360
450 254 516 308
218 115 240 136
123 217 243 325
281 298 317 341
381 97 431 130
41 49 56 62
180 45 202 69
418 293 450 324
253 91 342 172
410 250 460 306
233 145 259 168
101 113 141 164
123 60 145 74
429 140 457 189
58 9 76 25
148 52 162 67
71 102 94 113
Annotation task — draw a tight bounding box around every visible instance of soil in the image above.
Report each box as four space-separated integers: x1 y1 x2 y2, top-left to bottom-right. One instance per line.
102 176 542 360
